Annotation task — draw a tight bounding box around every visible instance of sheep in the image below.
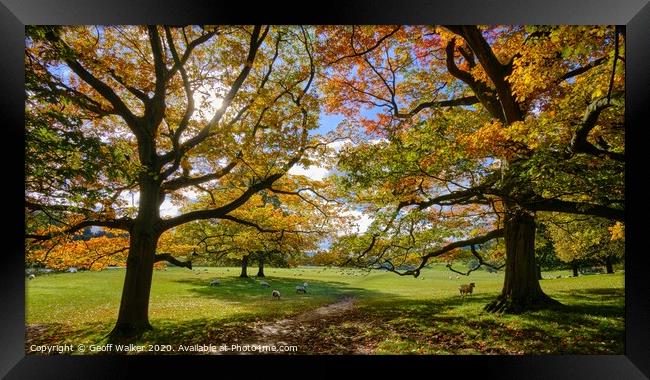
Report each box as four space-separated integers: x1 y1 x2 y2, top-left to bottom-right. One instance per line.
459 283 476 297
272 290 281 300
259 281 270 288
303 282 309 288
210 279 221 286
296 285 307 294
28 274 36 280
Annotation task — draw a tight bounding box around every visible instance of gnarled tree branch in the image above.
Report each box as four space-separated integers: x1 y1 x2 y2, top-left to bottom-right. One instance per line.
446 244 505 276
160 172 284 231
154 253 193 269
566 91 624 161
26 218 133 241
384 228 505 277
327 26 401 65
162 158 240 191
42 28 142 136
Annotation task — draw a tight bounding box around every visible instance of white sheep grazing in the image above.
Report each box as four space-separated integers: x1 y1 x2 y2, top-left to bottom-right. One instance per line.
272 290 281 300
28 274 36 280
260 281 270 288
303 282 309 288
210 279 221 286
296 285 307 294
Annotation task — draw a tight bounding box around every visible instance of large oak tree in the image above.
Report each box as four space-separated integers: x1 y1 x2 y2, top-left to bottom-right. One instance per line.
318 25 624 312
25 25 325 337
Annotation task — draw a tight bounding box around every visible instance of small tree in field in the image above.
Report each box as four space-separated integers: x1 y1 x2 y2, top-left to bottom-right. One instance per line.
176 183 334 277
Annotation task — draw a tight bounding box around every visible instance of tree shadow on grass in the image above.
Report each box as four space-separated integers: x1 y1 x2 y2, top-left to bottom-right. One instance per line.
350 291 623 354
25 316 275 355
359 293 497 318
25 283 624 355
554 287 624 302
172 275 389 303
527 288 624 320
26 321 113 354
25 293 624 355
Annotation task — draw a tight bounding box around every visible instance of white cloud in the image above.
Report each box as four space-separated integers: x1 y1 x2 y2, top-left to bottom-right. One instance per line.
339 209 374 235
288 164 330 181
119 191 180 218
327 138 353 152
181 188 201 201
355 213 373 234
160 197 180 217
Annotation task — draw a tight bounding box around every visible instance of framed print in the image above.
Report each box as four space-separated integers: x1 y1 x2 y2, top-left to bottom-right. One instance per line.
2 0 649 378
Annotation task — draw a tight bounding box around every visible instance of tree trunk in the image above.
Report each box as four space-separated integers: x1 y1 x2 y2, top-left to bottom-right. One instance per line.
536 264 542 280
604 256 614 274
485 207 561 313
240 254 249 278
257 255 265 277
109 179 161 340
572 262 579 277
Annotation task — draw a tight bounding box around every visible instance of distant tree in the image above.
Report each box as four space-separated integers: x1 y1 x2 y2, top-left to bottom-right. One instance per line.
534 222 563 279
175 184 336 277
543 214 624 275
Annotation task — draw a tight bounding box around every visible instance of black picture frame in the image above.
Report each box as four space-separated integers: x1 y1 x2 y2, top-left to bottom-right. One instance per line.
2 1 648 378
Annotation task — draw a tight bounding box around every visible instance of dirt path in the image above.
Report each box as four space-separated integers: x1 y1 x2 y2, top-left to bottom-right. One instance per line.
255 296 357 343
226 296 365 354
26 297 371 355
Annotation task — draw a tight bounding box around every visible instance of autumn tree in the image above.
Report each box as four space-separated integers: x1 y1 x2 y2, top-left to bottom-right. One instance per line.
318 25 624 312
533 223 563 279
26 227 130 271
543 215 624 275
25 25 325 338
176 182 335 277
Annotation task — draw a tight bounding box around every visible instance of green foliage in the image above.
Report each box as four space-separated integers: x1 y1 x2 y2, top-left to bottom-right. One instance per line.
541 214 624 265
317 25 624 276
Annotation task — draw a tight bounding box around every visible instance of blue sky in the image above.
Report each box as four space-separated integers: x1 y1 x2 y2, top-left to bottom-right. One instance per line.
315 113 344 136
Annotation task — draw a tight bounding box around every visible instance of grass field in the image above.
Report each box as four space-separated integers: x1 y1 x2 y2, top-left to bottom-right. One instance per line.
25 265 624 355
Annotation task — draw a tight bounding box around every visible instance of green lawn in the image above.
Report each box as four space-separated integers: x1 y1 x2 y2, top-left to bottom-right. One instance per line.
25 265 624 354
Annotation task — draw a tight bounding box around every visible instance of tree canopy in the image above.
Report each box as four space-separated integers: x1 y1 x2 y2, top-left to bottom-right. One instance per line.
316 25 624 312
25 25 625 335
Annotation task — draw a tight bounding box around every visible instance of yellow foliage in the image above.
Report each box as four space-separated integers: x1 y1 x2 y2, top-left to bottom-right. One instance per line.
608 222 625 241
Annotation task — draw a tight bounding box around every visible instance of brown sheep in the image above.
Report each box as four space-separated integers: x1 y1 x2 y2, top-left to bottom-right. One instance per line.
459 283 475 297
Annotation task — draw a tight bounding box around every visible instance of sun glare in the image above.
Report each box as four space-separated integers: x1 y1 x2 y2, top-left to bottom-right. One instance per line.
192 84 223 119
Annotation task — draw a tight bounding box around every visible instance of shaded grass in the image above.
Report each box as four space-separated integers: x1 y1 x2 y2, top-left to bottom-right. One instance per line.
25 266 624 355
349 290 624 355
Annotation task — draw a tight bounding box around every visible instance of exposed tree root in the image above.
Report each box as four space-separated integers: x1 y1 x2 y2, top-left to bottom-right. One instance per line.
484 294 563 314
